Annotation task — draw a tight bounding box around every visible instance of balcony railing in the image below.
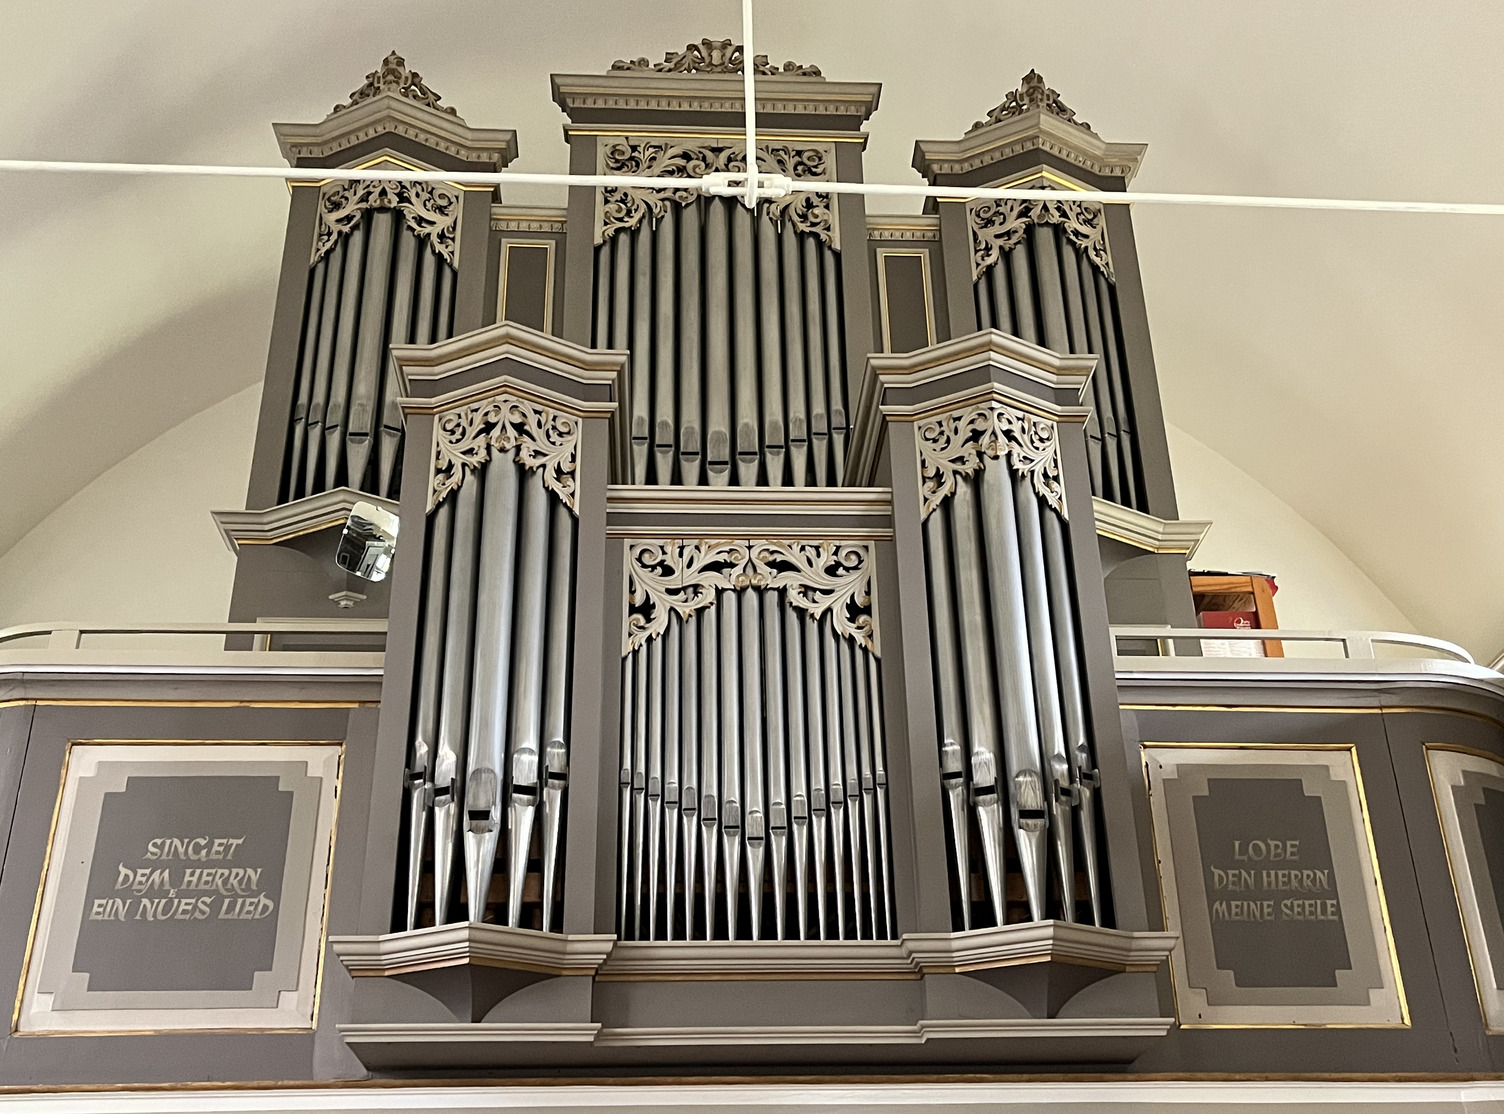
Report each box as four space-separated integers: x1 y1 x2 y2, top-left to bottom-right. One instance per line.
0 619 387 664
1111 625 1478 666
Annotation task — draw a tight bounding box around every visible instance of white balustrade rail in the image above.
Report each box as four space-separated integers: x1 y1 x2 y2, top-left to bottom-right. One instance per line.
0 620 387 654
1111 626 1475 665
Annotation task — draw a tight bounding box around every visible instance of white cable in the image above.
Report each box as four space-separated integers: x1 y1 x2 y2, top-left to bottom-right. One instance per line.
741 0 760 209
1 158 1499 216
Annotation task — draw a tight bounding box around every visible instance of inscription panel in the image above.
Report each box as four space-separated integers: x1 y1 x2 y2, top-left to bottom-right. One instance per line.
1145 744 1406 1027
16 743 340 1033
1427 745 1504 1032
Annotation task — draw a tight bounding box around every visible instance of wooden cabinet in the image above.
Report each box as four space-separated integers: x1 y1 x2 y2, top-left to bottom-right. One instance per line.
1190 573 1282 658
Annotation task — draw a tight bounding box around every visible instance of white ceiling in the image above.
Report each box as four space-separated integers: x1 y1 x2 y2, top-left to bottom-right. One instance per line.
2 0 1501 655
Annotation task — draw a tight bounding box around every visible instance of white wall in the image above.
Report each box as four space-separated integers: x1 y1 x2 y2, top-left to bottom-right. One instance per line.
0 385 260 630
0 395 1418 646
1167 423 1414 635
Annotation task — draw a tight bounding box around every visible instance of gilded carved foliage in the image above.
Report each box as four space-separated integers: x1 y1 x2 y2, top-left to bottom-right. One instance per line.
429 394 580 514
970 69 1090 134
598 140 836 249
623 539 876 656
610 38 821 77
968 194 1112 283
313 178 462 267
916 402 1066 522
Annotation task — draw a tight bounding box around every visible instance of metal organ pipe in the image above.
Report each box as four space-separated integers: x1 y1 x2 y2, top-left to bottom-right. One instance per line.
783 604 810 940
464 459 522 922
678 207 704 486
287 254 327 498
923 510 973 930
720 593 744 938
679 612 701 939
539 498 575 932
653 207 678 486
946 479 1008 927
976 458 1049 923
731 206 759 487
704 199 733 486
630 225 653 484
763 591 791 940
698 605 721 937
739 590 767 939
1012 472 1077 923
503 469 552 928
345 208 396 493
1042 511 1102 926
803 612 830 939
377 228 419 497
321 218 366 492
432 477 481 925
405 497 452 931
756 214 786 487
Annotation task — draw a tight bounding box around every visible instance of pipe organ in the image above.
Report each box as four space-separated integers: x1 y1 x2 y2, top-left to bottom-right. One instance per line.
228 39 1179 952
193 43 1243 1074
15 42 1504 1094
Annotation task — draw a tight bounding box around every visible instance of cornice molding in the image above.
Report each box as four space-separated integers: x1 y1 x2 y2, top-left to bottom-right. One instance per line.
866 329 1098 399
551 72 881 127
391 320 625 408
333 920 1173 983
599 940 911 979
914 110 1146 186
605 485 892 520
1093 498 1212 559
490 205 568 233
902 921 1178 974
330 922 616 978
867 215 940 242
274 93 519 169
850 331 1097 488
210 488 395 554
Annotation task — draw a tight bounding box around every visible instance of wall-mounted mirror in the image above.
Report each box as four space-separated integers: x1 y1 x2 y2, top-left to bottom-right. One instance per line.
336 501 400 582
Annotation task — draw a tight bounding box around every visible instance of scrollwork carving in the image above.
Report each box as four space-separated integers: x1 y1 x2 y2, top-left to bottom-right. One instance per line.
598 139 835 248
623 539 876 656
610 39 821 77
332 51 459 118
429 394 580 514
968 193 1112 282
969 69 1090 134
916 402 1066 522
313 178 461 267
